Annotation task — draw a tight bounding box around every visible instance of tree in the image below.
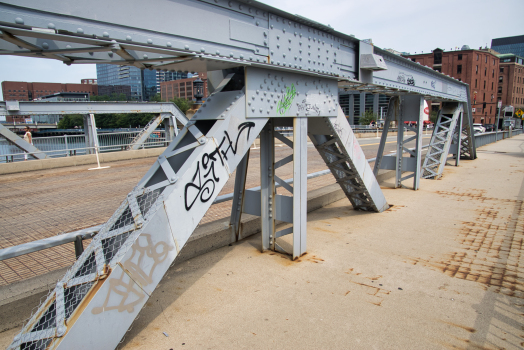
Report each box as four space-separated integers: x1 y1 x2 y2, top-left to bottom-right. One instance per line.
170 97 192 114
359 109 377 125
57 114 84 129
149 94 163 102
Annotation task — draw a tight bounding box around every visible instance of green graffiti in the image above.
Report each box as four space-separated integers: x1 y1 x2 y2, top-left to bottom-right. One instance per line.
277 84 296 115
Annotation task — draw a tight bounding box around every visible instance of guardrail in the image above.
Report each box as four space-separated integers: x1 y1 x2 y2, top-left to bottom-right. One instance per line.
0 130 167 163
0 128 522 264
474 129 523 147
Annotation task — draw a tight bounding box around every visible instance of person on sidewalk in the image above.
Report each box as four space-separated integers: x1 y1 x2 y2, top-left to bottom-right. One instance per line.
23 126 32 161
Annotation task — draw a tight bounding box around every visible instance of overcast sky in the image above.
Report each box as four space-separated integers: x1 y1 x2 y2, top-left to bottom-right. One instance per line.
0 0 522 97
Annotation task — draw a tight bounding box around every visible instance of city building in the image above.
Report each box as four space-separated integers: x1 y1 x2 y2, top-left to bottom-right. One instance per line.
1 81 97 101
39 92 90 102
96 64 190 101
404 47 499 124
81 78 97 85
160 74 208 102
491 35 524 58
497 53 524 123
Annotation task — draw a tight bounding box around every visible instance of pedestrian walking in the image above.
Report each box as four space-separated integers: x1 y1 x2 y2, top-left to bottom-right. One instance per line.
23 126 32 161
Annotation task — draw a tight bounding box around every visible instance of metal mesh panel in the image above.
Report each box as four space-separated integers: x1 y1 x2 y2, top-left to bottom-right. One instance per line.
20 339 52 350
64 282 94 319
31 302 55 332
109 206 133 231
73 252 96 278
136 187 164 217
102 232 132 264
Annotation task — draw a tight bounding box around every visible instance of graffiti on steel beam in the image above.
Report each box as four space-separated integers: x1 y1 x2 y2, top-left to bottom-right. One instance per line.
397 72 415 86
92 234 173 314
277 83 297 115
185 122 255 211
297 100 320 115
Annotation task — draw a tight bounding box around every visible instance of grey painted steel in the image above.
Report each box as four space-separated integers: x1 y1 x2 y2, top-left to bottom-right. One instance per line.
309 108 388 212
293 117 307 258
0 0 469 103
245 67 338 118
0 101 189 127
374 95 424 190
421 103 462 179
230 151 250 242
259 122 275 252
7 88 268 350
373 96 398 177
0 123 47 159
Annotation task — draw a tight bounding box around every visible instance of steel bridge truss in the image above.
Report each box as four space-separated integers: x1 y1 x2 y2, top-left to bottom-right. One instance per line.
0 101 188 157
0 1 476 349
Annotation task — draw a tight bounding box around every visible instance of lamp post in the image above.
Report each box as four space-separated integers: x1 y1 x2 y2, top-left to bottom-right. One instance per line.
193 78 204 105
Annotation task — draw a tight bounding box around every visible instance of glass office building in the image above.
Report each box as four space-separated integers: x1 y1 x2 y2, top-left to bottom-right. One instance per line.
491 35 524 58
96 64 190 101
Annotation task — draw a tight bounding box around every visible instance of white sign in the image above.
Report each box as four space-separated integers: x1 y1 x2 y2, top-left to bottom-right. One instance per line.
498 101 502 108
0 116 5 122
472 108 476 112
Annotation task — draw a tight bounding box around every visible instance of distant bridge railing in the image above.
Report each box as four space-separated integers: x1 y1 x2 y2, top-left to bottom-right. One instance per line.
0 129 167 163
474 129 523 147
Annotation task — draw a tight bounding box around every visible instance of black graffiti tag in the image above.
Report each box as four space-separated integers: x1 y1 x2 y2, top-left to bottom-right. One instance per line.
184 122 255 211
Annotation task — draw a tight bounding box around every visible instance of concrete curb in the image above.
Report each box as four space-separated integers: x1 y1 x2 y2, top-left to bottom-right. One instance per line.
0 167 397 332
0 147 166 175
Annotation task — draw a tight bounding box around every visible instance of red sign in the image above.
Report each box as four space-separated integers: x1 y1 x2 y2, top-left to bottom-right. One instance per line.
424 107 429 115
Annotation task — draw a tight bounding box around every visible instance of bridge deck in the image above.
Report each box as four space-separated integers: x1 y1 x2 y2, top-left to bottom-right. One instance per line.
0 134 523 349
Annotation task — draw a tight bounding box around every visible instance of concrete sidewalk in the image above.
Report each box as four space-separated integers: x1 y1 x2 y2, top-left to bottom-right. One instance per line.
2 135 524 349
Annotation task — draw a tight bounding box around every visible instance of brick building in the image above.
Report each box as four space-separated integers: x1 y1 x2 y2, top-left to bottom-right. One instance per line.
81 78 97 85
1 81 97 101
160 74 208 102
498 54 524 116
404 47 500 124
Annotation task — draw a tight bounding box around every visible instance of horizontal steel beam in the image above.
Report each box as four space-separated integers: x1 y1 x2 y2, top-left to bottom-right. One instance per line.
0 0 469 102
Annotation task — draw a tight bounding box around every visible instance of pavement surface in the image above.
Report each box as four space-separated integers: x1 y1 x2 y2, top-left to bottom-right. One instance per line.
0 134 430 286
0 135 522 349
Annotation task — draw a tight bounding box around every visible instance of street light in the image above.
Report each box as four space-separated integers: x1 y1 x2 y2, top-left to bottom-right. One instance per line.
193 78 204 104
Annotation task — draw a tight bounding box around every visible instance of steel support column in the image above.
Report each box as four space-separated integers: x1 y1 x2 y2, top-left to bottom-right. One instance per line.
292 117 307 259
374 95 424 190
230 151 250 242
260 121 275 252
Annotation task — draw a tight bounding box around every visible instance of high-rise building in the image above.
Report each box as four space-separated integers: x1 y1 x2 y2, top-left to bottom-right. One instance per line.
96 64 189 101
404 47 500 124
491 35 524 58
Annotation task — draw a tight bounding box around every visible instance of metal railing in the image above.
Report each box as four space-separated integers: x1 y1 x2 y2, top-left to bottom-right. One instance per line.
474 129 522 147
0 130 167 163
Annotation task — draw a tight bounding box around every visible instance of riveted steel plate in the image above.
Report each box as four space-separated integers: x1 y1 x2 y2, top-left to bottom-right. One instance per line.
191 90 243 120
372 53 469 102
245 67 338 118
267 13 357 79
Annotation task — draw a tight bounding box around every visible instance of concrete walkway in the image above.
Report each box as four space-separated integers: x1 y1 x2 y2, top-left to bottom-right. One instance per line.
1 135 523 349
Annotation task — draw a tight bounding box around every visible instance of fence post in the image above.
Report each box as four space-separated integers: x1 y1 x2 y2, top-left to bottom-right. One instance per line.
64 134 69 157
74 235 84 259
